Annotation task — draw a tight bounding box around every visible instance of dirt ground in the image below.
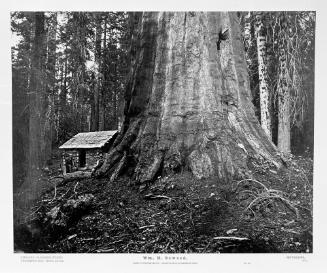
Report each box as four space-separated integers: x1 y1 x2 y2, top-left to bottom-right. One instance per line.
13 154 313 253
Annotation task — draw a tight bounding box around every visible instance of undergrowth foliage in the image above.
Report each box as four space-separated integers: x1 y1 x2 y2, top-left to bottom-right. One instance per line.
14 155 313 253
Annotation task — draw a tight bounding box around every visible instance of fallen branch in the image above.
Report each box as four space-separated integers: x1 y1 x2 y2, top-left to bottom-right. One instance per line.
51 185 57 201
49 175 64 180
281 228 300 235
73 182 79 194
80 237 100 242
212 236 249 241
139 224 155 230
144 194 173 201
107 239 125 245
63 171 92 182
202 240 213 253
96 248 115 253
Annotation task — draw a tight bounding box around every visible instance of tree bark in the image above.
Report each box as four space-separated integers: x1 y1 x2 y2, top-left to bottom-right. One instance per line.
99 15 106 131
254 12 272 138
71 12 88 132
277 13 291 153
58 55 68 140
90 14 103 132
26 12 46 191
43 13 58 164
96 12 282 184
243 12 252 52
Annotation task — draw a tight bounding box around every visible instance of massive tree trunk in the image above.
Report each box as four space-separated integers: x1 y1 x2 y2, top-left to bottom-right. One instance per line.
254 12 272 138
96 12 282 184
277 13 291 153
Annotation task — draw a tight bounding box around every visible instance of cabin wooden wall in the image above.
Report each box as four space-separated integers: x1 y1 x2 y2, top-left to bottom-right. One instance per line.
61 149 104 173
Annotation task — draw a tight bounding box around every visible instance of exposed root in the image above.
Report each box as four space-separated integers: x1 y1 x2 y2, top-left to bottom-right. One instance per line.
135 152 164 184
95 119 142 178
245 194 299 219
95 149 123 177
109 152 127 183
235 178 302 219
235 178 269 191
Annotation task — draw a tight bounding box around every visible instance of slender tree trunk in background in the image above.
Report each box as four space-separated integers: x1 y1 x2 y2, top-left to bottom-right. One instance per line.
71 13 88 132
90 84 96 131
91 80 100 132
277 14 291 153
243 12 252 53
254 12 272 139
98 87 105 131
113 63 118 129
12 24 33 189
113 87 117 130
58 57 68 137
90 14 102 132
94 14 102 129
26 12 46 194
96 12 282 184
98 16 107 131
55 61 63 142
43 13 57 164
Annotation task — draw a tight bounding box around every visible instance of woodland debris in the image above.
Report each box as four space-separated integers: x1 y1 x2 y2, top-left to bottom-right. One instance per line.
63 171 92 182
144 194 173 201
213 236 249 241
67 234 77 240
42 194 95 231
226 228 238 235
46 206 60 220
281 228 300 235
96 248 115 253
283 220 295 226
235 178 300 219
64 194 95 210
15 155 313 254
80 237 101 241
139 224 155 230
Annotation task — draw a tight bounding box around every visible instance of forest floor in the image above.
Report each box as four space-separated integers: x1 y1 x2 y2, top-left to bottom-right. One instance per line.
14 154 313 253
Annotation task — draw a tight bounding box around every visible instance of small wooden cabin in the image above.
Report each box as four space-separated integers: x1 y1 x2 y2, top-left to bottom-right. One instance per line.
59 130 117 174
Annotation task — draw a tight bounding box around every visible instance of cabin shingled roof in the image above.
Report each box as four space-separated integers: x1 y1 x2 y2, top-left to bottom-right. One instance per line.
59 130 118 149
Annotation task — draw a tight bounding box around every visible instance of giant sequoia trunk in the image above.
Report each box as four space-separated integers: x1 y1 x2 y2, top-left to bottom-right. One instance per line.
96 12 282 184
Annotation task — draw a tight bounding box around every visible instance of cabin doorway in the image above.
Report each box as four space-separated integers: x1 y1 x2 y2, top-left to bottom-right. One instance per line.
79 150 86 167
